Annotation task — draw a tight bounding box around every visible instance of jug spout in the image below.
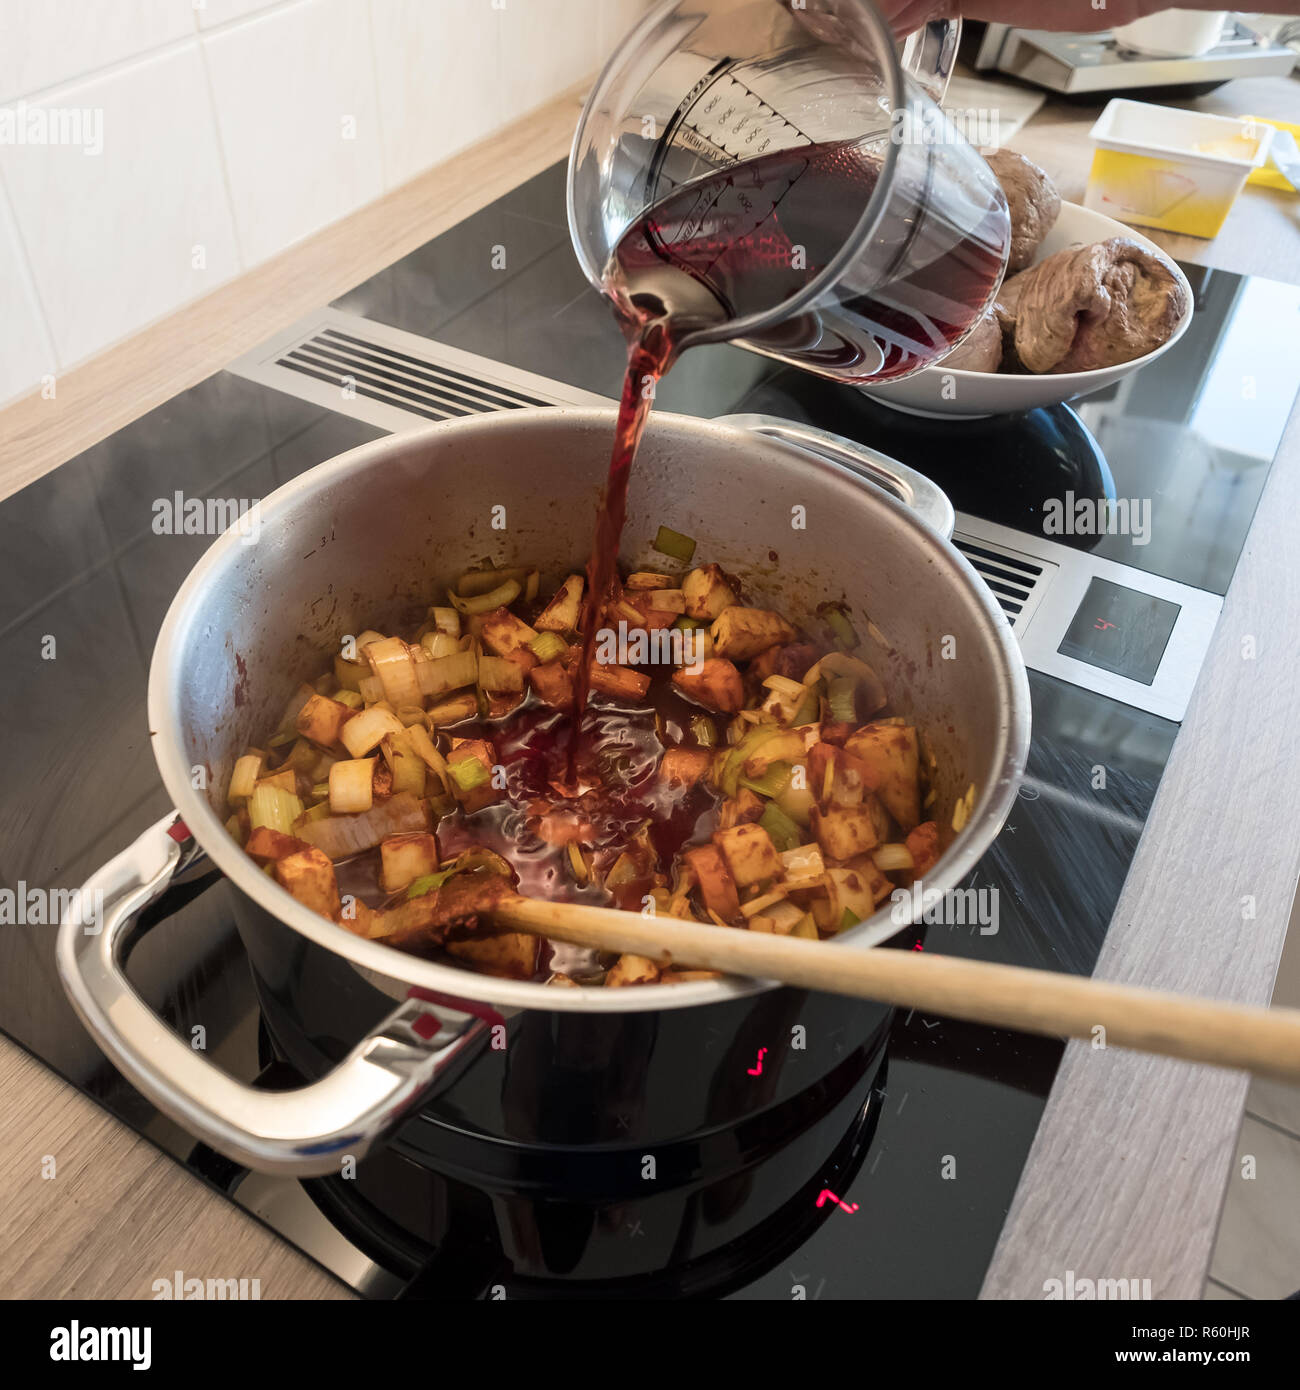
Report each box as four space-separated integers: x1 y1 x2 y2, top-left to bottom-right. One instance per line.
900 17 961 105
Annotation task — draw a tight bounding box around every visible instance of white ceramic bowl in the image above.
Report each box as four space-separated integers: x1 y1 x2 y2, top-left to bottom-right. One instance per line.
860 202 1195 420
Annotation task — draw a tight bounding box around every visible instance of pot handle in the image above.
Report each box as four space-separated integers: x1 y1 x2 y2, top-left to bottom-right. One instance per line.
720 413 955 540
56 812 491 1177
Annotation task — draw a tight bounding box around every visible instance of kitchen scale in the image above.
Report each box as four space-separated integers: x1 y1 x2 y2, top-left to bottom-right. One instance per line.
1 160 1297 1298
972 17 1298 95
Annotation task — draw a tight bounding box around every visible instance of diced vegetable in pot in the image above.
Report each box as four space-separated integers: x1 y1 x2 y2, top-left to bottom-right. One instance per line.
225 542 952 985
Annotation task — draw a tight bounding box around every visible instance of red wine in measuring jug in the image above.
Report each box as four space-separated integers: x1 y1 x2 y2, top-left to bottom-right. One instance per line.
608 138 1006 381
569 139 1003 771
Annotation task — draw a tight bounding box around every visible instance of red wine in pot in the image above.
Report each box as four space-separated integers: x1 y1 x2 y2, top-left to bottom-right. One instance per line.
569 138 1004 766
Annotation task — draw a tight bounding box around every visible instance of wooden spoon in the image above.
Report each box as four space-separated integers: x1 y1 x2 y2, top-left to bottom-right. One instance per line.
494 895 1300 1083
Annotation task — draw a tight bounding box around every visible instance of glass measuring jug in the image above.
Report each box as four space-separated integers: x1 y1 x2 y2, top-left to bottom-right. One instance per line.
568 0 1012 384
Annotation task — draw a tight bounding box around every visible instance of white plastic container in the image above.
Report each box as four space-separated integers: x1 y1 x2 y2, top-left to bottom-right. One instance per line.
1112 10 1227 58
1086 98 1274 238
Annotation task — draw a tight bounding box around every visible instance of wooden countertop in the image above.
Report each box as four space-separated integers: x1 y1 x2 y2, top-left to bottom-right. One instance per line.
1 72 1298 1300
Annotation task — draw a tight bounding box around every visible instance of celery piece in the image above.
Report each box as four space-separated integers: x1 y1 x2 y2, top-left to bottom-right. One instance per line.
775 781 816 828
740 761 793 800
406 865 459 900
791 912 819 940
839 909 860 932
759 802 801 854
653 525 697 564
672 616 706 631
718 725 780 799
827 676 857 724
249 785 303 834
449 756 490 792
689 714 717 748
529 630 566 663
822 604 860 651
791 682 822 727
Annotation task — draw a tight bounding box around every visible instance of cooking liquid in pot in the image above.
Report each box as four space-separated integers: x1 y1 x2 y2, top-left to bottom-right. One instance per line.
568 139 1004 777
339 686 718 980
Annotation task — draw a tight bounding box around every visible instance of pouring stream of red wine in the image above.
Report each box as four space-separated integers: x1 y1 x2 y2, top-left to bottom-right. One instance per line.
565 139 1004 781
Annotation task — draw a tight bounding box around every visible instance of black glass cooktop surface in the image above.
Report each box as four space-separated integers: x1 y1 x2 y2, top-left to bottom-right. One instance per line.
2 161 1297 1299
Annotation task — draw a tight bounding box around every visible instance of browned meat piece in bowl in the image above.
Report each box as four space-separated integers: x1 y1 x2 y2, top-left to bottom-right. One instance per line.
985 149 1062 273
1011 237 1191 375
943 309 1003 373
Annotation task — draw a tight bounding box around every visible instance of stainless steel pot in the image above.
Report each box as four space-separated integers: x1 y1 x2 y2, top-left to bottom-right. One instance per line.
57 408 1029 1176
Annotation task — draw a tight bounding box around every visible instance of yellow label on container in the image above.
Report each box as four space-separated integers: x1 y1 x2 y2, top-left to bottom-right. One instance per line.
1087 150 1234 239
1243 116 1298 192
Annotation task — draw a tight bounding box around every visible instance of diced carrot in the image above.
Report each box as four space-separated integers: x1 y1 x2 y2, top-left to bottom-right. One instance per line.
478 605 536 656
906 820 941 878
244 826 312 863
685 844 741 921
487 691 524 720
588 662 651 702
636 607 677 632
529 660 575 709
749 647 781 682
672 658 743 713
659 747 712 788
717 788 764 829
273 847 342 921
809 741 878 796
503 646 538 674
296 692 354 748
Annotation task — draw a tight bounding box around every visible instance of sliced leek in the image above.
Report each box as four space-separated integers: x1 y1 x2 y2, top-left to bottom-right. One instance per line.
477 654 525 692
652 524 696 563
228 754 263 806
759 802 801 853
417 648 478 697
873 843 915 872
449 578 521 615
341 704 404 758
421 631 461 660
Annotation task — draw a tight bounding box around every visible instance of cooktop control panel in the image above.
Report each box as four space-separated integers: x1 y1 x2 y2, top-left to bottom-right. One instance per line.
1058 578 1181 686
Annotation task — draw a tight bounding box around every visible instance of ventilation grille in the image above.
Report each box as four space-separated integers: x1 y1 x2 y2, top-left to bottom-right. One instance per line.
277 325 556 421
228 308 609 432
952 531 1055 633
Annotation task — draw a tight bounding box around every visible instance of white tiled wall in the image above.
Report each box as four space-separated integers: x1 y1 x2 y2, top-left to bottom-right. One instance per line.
0 0 648 406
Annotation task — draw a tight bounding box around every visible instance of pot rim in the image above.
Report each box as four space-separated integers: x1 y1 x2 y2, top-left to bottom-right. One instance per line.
147 408 1030 1014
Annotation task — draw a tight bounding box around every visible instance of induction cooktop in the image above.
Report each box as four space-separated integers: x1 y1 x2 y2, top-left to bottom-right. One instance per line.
2 161 1298 1299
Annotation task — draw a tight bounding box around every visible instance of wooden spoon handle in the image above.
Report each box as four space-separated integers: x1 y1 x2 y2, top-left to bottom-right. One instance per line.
495 895 1300 1083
